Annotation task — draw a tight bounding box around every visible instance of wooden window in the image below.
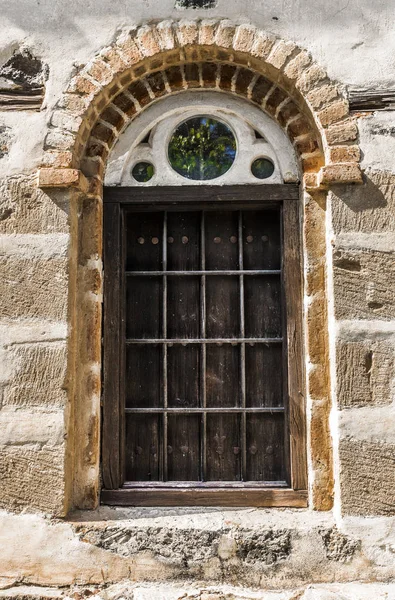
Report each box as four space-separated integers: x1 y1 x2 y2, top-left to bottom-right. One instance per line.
101 185 307 507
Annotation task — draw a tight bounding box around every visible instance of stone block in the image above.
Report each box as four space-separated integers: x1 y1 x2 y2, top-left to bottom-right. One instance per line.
326 119 358 145
319 163 363 185
0 256 68 321
267 40 297 70
328 145 360 164
0 408 64 446
3 342 68 408
283 50 312 80
336 340 394 408
339 439 395 516
0 175 69 234
0 445 65 514
306 84 341 110
317 100 349 128
333 246 395 320
331 169 395 233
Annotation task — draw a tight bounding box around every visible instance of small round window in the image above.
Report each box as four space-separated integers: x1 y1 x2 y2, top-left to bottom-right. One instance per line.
168 116 236 181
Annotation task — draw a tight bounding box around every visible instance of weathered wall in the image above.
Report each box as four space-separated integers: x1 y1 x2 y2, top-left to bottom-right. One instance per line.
0 1 395 598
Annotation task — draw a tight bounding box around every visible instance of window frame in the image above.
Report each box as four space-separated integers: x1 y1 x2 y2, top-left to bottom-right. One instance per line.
101 185 307 507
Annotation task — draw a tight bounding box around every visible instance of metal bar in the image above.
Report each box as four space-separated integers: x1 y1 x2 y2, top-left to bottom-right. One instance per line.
162 211 168 482
126 337 283 344
121 480 289 489
126 270 281 276
200 211 207 481
238 211 247 481
125 407 285 413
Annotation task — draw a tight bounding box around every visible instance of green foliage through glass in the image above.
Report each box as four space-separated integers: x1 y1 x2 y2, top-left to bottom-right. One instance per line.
168 117 236 180
132 162 155 182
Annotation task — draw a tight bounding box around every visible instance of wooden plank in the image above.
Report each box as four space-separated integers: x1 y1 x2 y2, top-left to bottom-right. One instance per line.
282 201 307 491
242 210 281 270
167 211 201 270
246 413 285 482
167 414 201 481
349 88 395 112
125 414 160 481
206 413 241 481
104 185 300 204
244 275 282 338
101 487 308 507
206 276 240 338
102 202 122 489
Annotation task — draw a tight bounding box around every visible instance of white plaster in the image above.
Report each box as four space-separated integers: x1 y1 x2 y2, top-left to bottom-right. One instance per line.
335 232 395 253
339 404 395 445
0 234 70 259
359 113 395 174
105 92 299 186
0 320 68 347
0 407 65 447
336 320 395 343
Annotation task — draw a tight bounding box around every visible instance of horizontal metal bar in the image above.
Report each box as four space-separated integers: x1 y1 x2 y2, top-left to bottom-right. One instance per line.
125 407 285 413
126 338 283 344
126 270 281 276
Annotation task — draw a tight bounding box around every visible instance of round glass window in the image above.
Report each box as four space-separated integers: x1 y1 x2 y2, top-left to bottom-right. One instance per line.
251 157 275 180
131 162 155 182
168 116 236 180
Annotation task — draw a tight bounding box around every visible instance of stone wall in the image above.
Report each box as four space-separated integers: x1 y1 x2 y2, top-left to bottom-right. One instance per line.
0 1 395 598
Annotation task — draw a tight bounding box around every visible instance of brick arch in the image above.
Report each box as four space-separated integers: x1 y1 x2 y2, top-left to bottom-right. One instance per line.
39 19 362 192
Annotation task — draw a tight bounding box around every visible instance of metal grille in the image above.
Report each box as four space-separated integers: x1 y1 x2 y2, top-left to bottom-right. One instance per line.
123 208 287 484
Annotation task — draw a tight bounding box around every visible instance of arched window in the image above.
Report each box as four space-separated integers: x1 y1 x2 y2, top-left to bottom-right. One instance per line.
102 93 307 507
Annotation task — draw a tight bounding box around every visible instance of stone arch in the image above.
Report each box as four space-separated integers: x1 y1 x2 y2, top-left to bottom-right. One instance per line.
37 20 357 513
39 19 362 192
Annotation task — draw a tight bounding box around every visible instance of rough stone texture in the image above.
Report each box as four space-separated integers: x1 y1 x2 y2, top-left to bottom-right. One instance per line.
76 525 291 567
0 50 48 110
320 527 360 563
336 340 394 408
339 439 395 516
0 257 68 321
331 170 395 233
0 125 12 158
332 246 395 320
0 445 65 514
0 175 69 234
2 342 68 408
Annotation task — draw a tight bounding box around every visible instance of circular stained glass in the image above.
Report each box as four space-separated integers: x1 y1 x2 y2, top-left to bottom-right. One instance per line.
168 116 236 180
132 162 154 182
251 157 275 180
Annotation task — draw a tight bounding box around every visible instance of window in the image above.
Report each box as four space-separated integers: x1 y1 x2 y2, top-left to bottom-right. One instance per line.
101 185 307 507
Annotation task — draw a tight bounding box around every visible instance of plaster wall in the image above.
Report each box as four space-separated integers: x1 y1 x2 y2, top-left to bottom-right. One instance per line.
0 2 395 599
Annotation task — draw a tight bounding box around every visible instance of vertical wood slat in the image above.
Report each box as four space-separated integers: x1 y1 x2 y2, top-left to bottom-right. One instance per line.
163 212 168 481
200 211 207 480
282 201 307 490
238 211 247 481
103 202 122 489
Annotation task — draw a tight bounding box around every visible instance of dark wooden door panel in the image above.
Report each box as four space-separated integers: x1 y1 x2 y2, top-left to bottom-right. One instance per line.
206 344 240 408
125 212 163 271
126 276 162 339
167 212 201 271
245 344 283 407
246 413 286 482
205 211 239 270
125 345 162 408
125 414 161 481
206 414 241 481
206 276 240 338
167 414 201 481
168 345 200 408
242 210 281 270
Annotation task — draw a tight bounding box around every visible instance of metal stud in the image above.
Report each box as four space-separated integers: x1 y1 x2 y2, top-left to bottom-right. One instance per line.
137 237 145 245
152 237 159 245
182 236 189 244
246 235 254 243
214 236 221 244
230 235 237 244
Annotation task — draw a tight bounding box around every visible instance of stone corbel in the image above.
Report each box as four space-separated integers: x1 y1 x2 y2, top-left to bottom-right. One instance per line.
37 168 90 193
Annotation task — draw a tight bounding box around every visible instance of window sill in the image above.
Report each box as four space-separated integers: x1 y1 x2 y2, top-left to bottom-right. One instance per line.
101 486 308 508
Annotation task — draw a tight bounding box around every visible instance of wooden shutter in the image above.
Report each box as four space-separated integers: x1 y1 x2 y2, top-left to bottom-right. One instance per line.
101 185 307 507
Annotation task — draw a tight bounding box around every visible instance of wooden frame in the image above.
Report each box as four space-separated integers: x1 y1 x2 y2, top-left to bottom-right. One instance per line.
101 185 307 507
